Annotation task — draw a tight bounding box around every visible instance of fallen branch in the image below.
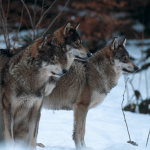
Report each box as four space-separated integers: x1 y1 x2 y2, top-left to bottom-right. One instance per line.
121 78 138 146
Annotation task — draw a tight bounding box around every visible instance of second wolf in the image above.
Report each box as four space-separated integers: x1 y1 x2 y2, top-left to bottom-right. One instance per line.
43 38 138 149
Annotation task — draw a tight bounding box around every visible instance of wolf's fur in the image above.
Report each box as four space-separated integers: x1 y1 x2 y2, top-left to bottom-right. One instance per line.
0 37 72 148
42 38 138 149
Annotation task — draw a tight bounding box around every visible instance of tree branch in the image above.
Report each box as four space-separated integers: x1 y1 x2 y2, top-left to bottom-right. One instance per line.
42 0 70 36
20 0 34 29
35 0 57 30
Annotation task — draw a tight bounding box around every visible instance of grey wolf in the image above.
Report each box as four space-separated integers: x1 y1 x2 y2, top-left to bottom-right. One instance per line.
0 37 72 149
42 38 138 149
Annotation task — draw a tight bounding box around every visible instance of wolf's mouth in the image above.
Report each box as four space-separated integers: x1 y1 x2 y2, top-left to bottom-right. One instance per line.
51 71 64 77
123 68 135 73
75 55 87 61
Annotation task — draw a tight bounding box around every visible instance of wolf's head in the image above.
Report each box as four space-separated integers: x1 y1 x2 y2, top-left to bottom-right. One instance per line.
30 38 69 78
108 38 138 74
46 22 91 60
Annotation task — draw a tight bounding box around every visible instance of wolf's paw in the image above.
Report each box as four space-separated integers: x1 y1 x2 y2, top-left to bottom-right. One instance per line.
76 147 93 150
36 143 45 148
83 147 93 150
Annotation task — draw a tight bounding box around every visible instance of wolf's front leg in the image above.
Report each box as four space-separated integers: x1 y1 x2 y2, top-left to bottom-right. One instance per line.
73 103 88 149
28 106 41 149
0 95 14 145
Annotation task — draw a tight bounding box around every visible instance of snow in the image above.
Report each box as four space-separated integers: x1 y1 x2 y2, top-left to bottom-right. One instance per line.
35 74 150 150
132 21 145 32
0 34 150 150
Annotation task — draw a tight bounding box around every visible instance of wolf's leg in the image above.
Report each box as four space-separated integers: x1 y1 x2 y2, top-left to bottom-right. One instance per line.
0 95 14 144
81 117 86 147
36 143 45 148
29 106 41 149
73 103 88 149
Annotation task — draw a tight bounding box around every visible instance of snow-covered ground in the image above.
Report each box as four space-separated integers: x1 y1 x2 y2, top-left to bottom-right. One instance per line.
36 73 150 150
0 34 150 150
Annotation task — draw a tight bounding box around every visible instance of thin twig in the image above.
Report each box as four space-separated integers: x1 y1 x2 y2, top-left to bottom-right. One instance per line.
13 5 24 48
6 0 10 20
15 13 31 33
146 130 150 147
0 15 8 49
0 0 10 49
35 0 57 30
20 0 34 28
121 78 131 141
32 0 37 40
37 0 45 36
6 0 10 48
42 0 70 36
124 75 129 103
40 0 45 19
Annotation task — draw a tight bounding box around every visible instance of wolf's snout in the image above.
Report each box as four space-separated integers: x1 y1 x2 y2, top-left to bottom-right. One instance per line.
134 66 139 71
63 68 68 74
87 53 92 58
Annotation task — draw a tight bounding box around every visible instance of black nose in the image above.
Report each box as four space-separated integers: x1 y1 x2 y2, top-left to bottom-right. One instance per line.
63 68 68 74
87 53 92 58
134 66 139 71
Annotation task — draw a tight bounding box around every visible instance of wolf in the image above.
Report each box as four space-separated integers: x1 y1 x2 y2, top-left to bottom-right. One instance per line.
42 38 139 149
0 37 75 149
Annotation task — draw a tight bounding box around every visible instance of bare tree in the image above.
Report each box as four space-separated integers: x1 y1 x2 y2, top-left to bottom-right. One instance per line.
0 0 70 49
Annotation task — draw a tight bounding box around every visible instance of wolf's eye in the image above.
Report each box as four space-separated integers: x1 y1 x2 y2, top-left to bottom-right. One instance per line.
51 55 58 63
75 43 78 46
123 57 128 62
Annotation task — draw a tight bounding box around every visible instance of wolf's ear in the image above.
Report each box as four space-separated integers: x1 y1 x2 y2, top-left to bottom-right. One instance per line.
109 37 118 51
41 36 47 48
75 22 80 30
63 22 71 36
121 39 126 47
31 37 45 57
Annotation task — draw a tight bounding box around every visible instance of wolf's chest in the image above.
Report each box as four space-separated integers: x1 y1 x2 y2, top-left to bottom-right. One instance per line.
12 95 43 123
44 82 56 96
89 91 106 109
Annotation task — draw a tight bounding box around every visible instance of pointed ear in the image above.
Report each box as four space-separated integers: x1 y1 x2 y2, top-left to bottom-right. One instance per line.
31 37 45 57
41 36 47 48
122 39 126 47
109 37 118 51
63 22 71 36
75 22 80 30
50 37 55 45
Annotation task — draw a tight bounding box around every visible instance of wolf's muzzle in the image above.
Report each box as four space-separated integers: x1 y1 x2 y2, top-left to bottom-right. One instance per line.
134 66 139 71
